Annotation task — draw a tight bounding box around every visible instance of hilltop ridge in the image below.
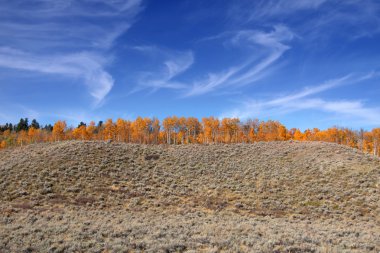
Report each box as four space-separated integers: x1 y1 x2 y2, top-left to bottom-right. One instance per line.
0 141 379 252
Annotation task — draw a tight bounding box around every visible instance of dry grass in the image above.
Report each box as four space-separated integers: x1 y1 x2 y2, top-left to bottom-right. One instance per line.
0 140 379 252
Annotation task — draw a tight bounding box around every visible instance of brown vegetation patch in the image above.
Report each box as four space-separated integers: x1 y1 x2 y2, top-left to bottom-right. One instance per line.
0 141 379 252
49 194 68 205
248 208 288 218
145 154 160 161
11 201 35 210
74 196 96 206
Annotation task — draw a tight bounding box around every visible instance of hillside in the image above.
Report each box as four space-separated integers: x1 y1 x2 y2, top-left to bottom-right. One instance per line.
0 141 379 252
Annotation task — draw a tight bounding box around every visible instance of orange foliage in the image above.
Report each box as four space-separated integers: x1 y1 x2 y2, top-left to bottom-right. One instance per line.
52 121 66 141
1 117 380 157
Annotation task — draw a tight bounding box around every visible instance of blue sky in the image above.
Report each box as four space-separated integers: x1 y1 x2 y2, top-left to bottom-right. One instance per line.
0 0 380 130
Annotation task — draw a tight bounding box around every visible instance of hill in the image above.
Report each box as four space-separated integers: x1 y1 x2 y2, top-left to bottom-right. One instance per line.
0 141 379 252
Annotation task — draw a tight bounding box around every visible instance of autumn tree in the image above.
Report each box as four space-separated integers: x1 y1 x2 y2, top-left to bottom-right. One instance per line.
116 118 131 142
186 117 201 143
151 118 160 144
293 129 304 141
52 121 66 141
17 130 28 146
170 116 180 144
103 119 116 141
202 117 219 144
1 116 380 157
372 128 380 156
256 120 285 141
163 116 176 144
247 118 260 142
86 121 96 140
357 128 365 151
221 118 240 143
28 127 40 143
131 117 150 144
72 125 87 140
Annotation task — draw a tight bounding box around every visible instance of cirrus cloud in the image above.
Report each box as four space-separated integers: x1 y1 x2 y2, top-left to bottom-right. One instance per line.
0 0 144 104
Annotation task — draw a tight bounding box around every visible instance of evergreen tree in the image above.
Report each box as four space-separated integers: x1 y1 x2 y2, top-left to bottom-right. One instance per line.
16 118 29 132
78 122 87 128
0 123 12 132
31 119 40 129
43 124 53 132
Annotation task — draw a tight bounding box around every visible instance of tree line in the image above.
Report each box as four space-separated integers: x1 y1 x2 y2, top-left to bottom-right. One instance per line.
1 117 379 156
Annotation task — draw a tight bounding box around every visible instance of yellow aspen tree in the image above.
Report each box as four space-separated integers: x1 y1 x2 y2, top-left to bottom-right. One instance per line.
17 130 28 146
171 116 179 144
151 118 160 144
116 118 128 142
293 129 304 141
197 132 205 144
0 140 6 149
158 131 166 144
249 128 256 142
256 122 265 141
363 132 373 154
202 117 212 144
186 117 200 143
52 121 66 141
143 118 153 144
310 128 320 141
303 129 312 141
72 127 80 140
244 118 259 143
278 124 287 141
178 117 187 144
211 117 220 143
257 121 279 141
372 128 380 156
103 119 116 141
131 117 147 144
163 117 174 144
78 125 87 140
28 127 40 143
239 121 250 143
221 118 231 143
230 118 240 143
202 117 219 143
3 129 11 139
2 116 380 152
86 121 96 140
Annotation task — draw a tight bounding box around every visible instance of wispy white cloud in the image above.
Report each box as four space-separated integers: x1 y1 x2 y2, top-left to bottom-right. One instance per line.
0 0 143 104
228 0 327 24
0 47 113 104
0 0 142 50
132 46 194 92
222 72 380 125
254 0 379 39
184 66 244 96
131 25 293 96
0 0 143 18
266 75 352 106
250 0 327 19
229 0 380 41
298 1 380 41
185 25 294 96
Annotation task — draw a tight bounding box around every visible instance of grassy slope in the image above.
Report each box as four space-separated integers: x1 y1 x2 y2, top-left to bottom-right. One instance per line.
0 141 379 252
